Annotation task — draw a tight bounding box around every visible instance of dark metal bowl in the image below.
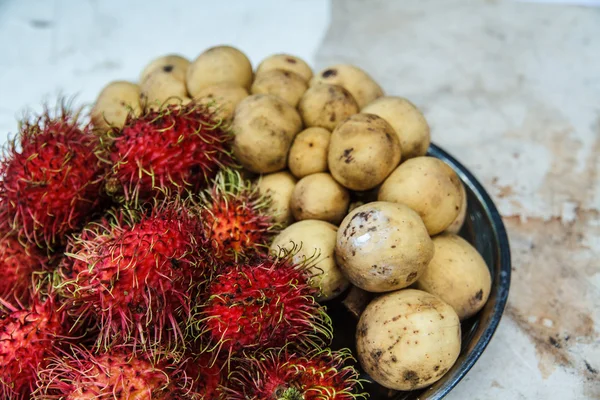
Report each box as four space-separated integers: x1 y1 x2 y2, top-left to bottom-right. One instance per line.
328 143 511 399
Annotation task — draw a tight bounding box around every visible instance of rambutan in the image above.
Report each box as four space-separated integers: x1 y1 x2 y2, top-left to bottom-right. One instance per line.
191 256 332 357
181 352 224 399
0 234 46 303
197 169 276 265
58 198 205 351
0 295 66 399
223 347 365 400
104 102 233 203
33 345 199 399
0 103 106 250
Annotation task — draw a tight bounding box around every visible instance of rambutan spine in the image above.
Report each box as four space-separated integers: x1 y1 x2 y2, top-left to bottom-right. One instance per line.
102 102 234 204
196 168 277 266
57 196 206 352
223 346 366 400
0 293 68 399
0 101 106 250
33 344 200 399
189 254 332 360
0 234 47 303
181 352 225 399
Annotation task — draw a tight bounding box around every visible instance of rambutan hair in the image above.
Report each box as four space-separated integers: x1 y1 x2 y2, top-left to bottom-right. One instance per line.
189 254 332 360
0 294 68 399
0 233 47 303
0 101 106 250
33 344 200 399
196 169 277 266
103 102 234 204
181 352 225 399
223 346 366 400
57 196 206 352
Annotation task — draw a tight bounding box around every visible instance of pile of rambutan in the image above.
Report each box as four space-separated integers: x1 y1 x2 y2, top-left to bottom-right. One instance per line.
0 96 366 400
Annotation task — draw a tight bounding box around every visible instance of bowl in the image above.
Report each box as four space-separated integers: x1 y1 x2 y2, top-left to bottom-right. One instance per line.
328 143 512 399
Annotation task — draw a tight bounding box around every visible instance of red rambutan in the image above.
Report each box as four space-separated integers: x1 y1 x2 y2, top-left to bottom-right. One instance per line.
105 102 233 203
0 295 66 399
0 234 46 303
0 103 106 250
197 169 276 266
33 345 199 399
223 347 365 400
182 352 224 399
191 256 332 357
59 198 205 351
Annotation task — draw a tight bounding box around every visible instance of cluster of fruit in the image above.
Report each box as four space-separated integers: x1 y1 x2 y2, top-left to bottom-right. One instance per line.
0 44 492 399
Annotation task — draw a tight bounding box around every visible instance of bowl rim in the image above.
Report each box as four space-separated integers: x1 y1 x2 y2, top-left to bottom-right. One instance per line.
420 143 512 399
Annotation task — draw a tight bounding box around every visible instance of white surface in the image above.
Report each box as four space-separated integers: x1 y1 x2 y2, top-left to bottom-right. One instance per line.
0 0 598 399
0 0 330 140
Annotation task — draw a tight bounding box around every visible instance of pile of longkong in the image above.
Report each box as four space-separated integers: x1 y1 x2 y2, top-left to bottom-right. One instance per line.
0 45 491 399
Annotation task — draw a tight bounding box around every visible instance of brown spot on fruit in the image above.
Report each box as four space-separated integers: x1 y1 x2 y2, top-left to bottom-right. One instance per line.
286 57 297 64
407 272 418 282
340 147 354 164
162 65 174 73
330 112 336 122
371 349 383 361
355 210 373 221
403 370 419 386
474 289 483 301
322 69 337 78
357 323 368 338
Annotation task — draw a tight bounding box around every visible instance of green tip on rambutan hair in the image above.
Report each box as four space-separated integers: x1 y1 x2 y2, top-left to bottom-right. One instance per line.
55 195 206 355
193 168 279 266
0 97 107 252
223 345 368 399
32 343 198 399
186 256 334 367
101 101 237 205
206 168 269 205
277 387 305 400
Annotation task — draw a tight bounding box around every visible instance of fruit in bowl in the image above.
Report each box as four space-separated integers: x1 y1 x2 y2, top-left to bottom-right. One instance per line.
0 45 509 399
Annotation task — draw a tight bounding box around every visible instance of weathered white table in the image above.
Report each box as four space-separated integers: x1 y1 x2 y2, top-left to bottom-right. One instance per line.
0 0 598 398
